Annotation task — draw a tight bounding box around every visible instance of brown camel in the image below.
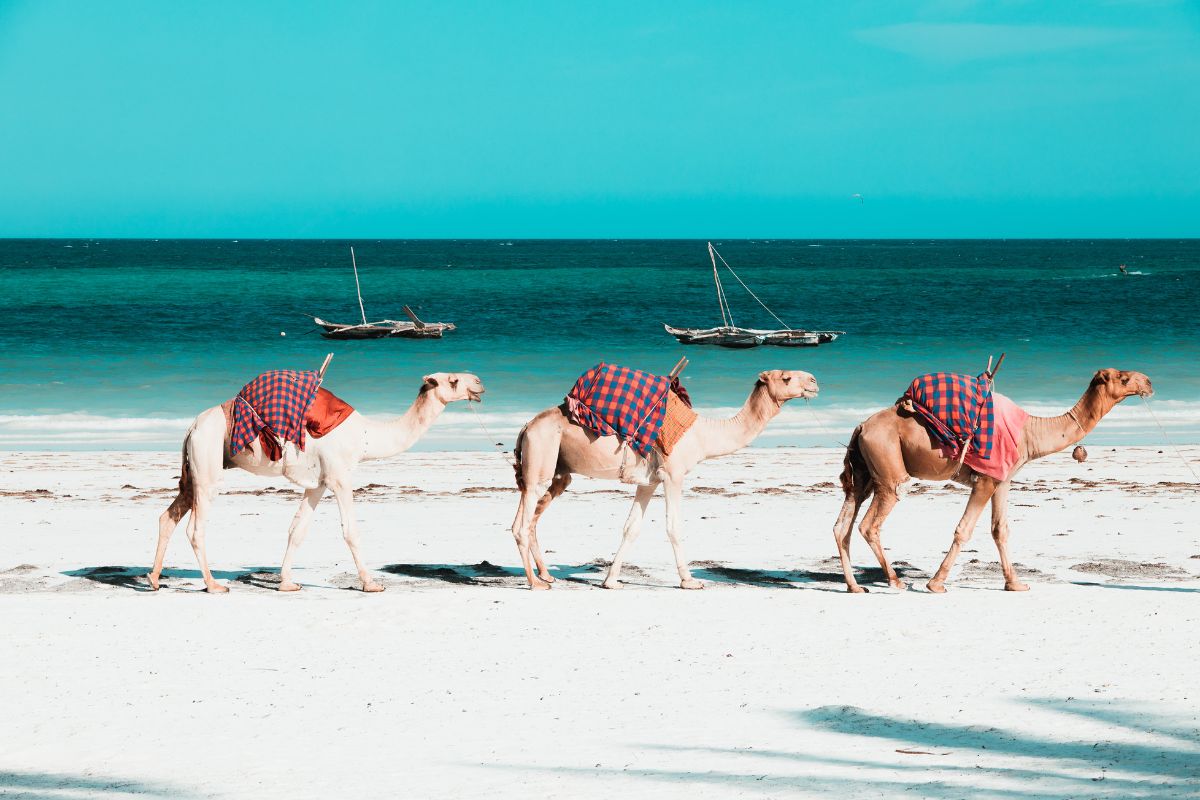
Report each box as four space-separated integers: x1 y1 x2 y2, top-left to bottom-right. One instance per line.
510 370 819 590
833 368 1152 593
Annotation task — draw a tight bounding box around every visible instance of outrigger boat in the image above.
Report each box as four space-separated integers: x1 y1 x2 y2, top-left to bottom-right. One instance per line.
665 243 843 348
311 248 455 340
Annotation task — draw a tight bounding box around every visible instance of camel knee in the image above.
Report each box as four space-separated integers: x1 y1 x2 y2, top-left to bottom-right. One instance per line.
953 527 974 546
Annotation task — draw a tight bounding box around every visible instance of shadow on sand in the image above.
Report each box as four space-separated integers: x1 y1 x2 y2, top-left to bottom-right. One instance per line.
379 561 627 587
690 560 930 590
0 770 199 798
62 566 281 592
479 698 1199 798
380 561 524 586
1072 581 1200 593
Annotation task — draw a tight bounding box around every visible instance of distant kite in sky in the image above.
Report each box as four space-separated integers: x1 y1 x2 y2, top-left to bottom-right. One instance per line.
851 193 863 204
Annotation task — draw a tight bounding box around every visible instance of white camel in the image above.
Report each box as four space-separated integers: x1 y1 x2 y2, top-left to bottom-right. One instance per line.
510 370 819 590
150 372 484 593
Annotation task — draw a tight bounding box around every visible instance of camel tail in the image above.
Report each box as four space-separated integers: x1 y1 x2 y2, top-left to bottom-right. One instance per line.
166 431 196 523
839 425 869 499
512 424 528 493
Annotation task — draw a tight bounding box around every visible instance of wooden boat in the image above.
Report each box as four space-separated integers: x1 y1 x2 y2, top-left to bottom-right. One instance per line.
314 309 456 340
312 248 454 340
665 243 843 348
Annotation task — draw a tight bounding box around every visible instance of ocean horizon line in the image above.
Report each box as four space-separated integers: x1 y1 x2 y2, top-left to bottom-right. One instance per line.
4 236 1199 243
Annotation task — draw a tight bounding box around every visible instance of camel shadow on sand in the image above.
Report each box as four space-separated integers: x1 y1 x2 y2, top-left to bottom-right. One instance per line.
378 560 937 591
62 565 283 592
380 561 620 588
690 559 932 591
480 698 1199 798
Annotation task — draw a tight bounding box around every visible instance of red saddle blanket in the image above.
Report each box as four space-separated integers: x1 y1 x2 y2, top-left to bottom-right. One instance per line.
564 362 690 457
959 393 1029 481
903 372 996 460
902 372 1029 481
228 370 354 461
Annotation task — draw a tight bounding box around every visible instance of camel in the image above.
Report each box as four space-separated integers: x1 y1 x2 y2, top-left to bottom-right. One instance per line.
149 372 484 593
833 368 1152 594
510 369 819 590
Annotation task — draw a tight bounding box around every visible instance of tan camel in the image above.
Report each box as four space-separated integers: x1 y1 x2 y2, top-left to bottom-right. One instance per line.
510 370 819 590
149 373 484 593
833 368 1152 593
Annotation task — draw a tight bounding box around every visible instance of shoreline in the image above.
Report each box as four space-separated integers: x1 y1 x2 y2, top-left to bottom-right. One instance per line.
3 397 1198 450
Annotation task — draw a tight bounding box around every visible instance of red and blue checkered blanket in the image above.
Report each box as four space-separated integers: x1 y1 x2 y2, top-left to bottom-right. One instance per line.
230 370 322 459
565 363 681 457
903 372 995 460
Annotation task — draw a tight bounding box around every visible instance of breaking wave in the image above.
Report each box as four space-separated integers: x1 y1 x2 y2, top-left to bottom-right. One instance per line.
2 399 1196 451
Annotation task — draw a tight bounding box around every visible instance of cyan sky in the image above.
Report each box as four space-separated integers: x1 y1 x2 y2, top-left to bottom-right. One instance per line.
1 1 1197 237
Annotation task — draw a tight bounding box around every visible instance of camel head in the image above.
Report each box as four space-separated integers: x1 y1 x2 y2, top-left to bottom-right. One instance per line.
421 372 485 404
757 369 819 404
1089 368 1152 404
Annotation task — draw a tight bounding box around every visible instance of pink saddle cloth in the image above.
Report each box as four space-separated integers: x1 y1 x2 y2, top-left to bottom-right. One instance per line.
948 393 1029 481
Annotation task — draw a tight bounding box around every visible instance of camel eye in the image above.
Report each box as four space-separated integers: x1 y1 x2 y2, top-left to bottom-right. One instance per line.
1121 376 1129 385
450 378 459 388
782 376 791 383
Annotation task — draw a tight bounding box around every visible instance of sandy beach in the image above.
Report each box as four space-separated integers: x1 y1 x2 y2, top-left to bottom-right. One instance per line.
1 446 1197 798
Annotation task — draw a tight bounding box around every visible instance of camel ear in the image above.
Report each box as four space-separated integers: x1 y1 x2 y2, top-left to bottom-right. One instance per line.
422 374 439 389
758 370 772 385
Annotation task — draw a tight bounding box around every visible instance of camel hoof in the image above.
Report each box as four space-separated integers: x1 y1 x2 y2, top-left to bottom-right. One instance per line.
1005 582 1030 592
204 583 230 594
847 585 868 594
926 581 947 594
888 579 907 591
680 578 704 590
146 573 161 591
601 579 622 590
529 578 552 591
537 573 557 584
362 581 386 593
278 581 302 592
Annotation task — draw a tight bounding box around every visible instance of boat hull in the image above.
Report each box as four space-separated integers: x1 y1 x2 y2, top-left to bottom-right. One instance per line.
314 318 455 340
664 324 840 348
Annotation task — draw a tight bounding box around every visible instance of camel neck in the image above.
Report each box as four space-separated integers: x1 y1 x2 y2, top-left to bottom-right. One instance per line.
1025 386 1111 461
362 389 447 460
697 384 782 459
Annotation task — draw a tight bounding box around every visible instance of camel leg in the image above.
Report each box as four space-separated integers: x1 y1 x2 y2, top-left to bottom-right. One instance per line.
186 486 229 593
662 476 702 590
327 481 383 592
602 482 656 589
927 478 998 593
859 489 904 590
278 486 325 592
832 480 874 593
149 492 190 591
989 482 1028 592
510 482 552 590
528 472 570 584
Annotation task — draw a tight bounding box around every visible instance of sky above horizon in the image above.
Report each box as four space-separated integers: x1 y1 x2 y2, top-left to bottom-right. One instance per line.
1 1 1198 238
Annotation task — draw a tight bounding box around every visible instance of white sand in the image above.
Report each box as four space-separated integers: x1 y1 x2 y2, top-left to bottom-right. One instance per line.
1 447 1198 798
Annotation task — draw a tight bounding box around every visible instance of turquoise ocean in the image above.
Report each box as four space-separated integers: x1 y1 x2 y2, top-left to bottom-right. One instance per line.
1 239 1197 451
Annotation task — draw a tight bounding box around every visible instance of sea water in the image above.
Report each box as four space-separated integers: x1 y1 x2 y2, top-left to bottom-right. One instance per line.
1 239 1196 451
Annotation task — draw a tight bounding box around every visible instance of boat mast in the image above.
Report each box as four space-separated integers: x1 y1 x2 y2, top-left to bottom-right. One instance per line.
350 246 367 325
708 241 734 327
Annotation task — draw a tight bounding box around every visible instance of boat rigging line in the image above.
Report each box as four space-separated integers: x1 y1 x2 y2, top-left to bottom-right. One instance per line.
709 242 791 330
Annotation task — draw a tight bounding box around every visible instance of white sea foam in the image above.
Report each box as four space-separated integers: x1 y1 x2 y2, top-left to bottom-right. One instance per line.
3 399 1196 451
